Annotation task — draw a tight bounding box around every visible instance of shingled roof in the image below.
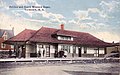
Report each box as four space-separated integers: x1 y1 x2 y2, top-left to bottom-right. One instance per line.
6 29 36 42
5 27 113 47
29 27 112 47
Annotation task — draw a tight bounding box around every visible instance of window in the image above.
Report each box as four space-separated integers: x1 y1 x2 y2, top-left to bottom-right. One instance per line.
37 44 43 52
61 45 70 53
61 45 65 50
2 31 8 40
57 36 73 41
1 43 6 48
38 44 43 48
73 46 76 53
94 48 99 57
84 47 87 54
11 45 14 48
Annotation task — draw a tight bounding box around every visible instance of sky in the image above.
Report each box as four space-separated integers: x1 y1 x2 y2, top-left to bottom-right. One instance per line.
0 0 120 43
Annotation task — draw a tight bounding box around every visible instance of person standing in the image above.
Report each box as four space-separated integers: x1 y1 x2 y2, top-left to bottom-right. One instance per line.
54 51 58 58
64 50 68 58
40 47 43 57
38 50 41 57
18 47 22 58
43 49 45 57
9 49 12 58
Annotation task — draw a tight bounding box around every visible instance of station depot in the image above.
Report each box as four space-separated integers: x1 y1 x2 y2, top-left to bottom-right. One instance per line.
4 24 119 58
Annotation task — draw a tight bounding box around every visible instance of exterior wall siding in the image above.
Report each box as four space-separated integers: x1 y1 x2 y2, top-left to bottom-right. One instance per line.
0 37 13 50
50 45 55 57
81 47 105 57
58 44 80 57
19 43 106 58
26 44 36 58
107 46 120 54
36 44 56 57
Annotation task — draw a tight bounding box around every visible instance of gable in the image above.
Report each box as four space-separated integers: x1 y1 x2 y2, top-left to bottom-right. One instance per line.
0 29 14 39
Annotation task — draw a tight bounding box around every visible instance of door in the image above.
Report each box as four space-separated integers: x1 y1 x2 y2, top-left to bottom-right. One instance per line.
78 47 81 57
45 45 50 57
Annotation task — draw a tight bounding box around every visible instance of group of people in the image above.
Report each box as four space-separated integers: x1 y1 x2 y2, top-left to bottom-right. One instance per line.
8 49 12 58
8 47 68 58
37 48 45 57
8 46 23 58
54 50 68 58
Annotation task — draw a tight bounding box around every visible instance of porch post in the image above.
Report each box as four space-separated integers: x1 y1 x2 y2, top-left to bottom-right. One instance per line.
25 42 30 58
24 42 26 58
104 47 107 54
13 43 16 58
98 48 99 57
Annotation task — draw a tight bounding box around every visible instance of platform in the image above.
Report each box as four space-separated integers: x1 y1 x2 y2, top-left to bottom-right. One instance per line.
0 57 120 63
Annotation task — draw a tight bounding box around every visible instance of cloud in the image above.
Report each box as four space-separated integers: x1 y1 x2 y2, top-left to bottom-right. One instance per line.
68 0 120 42
68 20 96 29
99 1 119 12
15 0 27 5
73 10 88 20
0 0 9 10
15 0 65 23
73 8 104 20
71 1 119 29
88 8 110 18
23 17 46 23
41 11 65 20
0 0 66 35
71 8 107 29
0 0 5 7
73 5 115 22
93 31 120 43
99 0 120 18
68 20 77 24
1 0 120 42
15 0 38 5
21 10 66 24
79 23 90 29
0 13 24 34
12 0 66 24
73 8 103 22
88 8 100 13
0 13 39 35
13 8 65 24
46 12 66 24
81 22 106 29
50 18 66 24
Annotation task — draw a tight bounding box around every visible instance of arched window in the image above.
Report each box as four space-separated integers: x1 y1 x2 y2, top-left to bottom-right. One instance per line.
1 43 6 48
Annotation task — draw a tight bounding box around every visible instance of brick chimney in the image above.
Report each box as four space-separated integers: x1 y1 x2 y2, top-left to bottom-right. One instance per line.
60 24 64 30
